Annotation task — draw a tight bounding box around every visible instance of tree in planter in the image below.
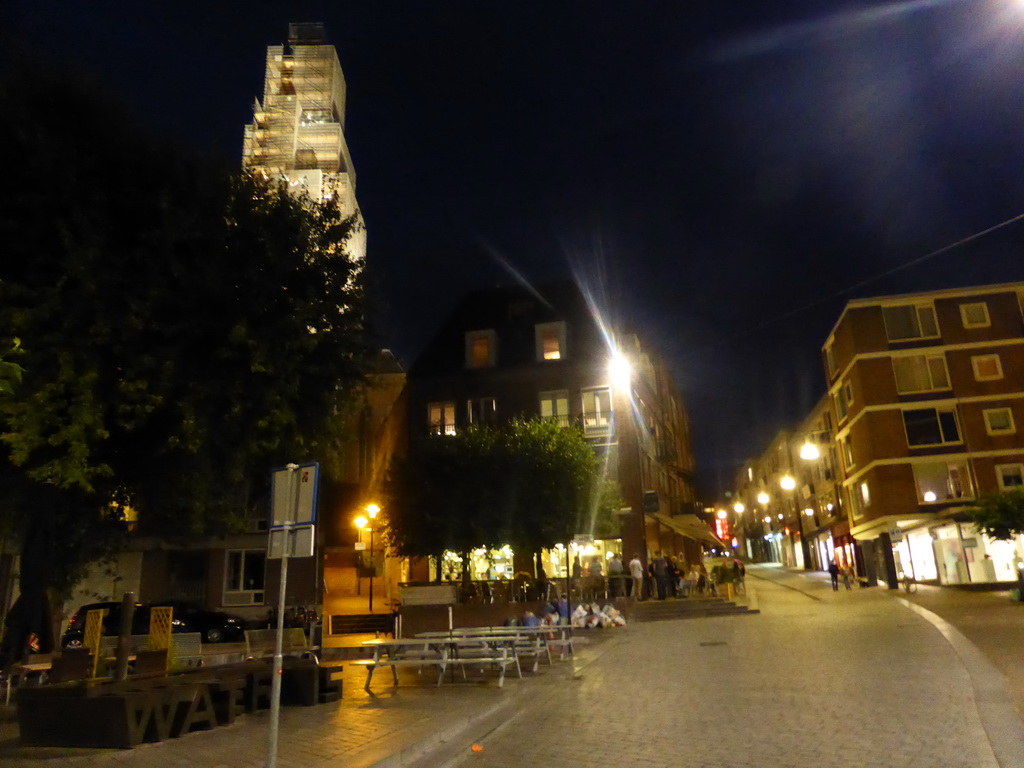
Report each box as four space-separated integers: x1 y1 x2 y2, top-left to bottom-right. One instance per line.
384 418 602 594
0 63 366 662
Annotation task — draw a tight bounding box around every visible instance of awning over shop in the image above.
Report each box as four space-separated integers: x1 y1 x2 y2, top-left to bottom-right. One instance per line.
652 512 725 548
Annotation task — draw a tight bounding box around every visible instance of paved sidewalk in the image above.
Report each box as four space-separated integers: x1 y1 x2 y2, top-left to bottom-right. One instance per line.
4 566 1024 767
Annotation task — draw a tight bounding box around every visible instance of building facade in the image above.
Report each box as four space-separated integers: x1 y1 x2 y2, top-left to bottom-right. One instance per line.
241 22 366 261
402 280 709 579
822 282 1024 587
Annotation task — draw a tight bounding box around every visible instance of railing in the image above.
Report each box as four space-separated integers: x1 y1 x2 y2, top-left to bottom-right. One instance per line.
582 411 614 439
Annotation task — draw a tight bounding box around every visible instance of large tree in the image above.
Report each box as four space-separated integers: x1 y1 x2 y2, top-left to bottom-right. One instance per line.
0 63 365 661
384 419 602 584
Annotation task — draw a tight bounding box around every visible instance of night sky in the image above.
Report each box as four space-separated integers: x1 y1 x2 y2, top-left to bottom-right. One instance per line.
7 1 1024 496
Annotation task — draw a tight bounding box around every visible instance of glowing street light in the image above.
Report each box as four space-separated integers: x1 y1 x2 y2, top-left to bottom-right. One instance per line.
717 509 727 519
608 352 632 390
757 492 770 505
780 475 797 491
733 502 745 514
354 503 382 611
799 441 820 461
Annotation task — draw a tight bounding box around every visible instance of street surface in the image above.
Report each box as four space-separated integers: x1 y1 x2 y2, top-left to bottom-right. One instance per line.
1 564 1023 767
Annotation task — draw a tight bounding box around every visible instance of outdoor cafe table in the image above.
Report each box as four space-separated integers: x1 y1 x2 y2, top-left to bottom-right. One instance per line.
357 636 521 691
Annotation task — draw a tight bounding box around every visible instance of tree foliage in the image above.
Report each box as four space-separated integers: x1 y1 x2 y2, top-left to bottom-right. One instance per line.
0 62 366 657
966 489 1024 542
384 419 602 572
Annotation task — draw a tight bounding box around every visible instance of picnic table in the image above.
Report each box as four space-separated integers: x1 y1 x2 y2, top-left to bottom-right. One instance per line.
416 625 575 662
353 636 522 691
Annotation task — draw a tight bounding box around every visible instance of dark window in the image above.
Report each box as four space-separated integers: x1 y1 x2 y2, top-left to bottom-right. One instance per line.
903 408 960 447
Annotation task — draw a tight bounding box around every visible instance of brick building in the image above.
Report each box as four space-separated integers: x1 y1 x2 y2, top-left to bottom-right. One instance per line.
822 282 1024 587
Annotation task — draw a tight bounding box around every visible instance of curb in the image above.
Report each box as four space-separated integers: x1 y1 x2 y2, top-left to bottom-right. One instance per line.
898 598 1024 768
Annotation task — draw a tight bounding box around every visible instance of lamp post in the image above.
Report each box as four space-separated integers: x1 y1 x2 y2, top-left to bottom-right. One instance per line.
781 474 812 570
354 503 381 612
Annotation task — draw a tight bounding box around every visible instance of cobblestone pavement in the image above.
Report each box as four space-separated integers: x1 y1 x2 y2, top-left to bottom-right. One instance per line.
3 565 1024 767
433 565 1024 768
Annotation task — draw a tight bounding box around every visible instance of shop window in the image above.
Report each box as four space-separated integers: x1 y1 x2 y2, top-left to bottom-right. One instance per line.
539 390 569 426
465 329 496 369
467 397 497 425
892 354 949 394
902 407 960 448
882 303 939 342
996 464 1024 491
535 322 566 361
971 354 1003 382
428 402 456 435
984 408 1015 436
913 461 973 503
224 550 265 606
581 387 613 438
960 302 991 329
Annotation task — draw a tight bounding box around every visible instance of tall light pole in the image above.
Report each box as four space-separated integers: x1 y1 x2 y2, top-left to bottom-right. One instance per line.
781 474 812 570
354 504 380 612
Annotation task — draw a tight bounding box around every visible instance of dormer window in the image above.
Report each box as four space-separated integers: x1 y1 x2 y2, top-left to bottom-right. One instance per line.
535 322 566 361
465 330 496 369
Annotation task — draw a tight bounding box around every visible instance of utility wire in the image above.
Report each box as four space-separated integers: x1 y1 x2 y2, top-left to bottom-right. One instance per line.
744 210 1024 335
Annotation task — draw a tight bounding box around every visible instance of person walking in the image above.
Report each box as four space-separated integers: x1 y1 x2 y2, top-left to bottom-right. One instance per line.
734 559 746 595
842 562 853 591
628 553 644 601
828 560 840 591
665 556 679 598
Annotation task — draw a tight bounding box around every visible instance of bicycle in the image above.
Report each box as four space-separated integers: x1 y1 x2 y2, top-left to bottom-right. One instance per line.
901 574 917 593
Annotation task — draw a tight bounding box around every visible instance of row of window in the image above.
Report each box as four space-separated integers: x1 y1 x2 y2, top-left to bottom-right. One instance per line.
839 406 1016 473
465 322 566 369
834 350 1007 421
849 463 1023 519
826 298 1000 378
427 387 614 436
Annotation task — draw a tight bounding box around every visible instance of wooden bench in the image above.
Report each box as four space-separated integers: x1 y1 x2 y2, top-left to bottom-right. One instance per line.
244 628 318 661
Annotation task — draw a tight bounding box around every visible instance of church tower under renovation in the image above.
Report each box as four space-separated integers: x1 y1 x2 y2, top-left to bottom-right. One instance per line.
242 23 366 260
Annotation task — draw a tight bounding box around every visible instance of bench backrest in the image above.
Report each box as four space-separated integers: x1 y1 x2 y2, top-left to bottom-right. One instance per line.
170 633 203 667
245 627 312 658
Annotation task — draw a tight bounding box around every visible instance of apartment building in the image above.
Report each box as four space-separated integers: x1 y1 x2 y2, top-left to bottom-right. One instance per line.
822 282 1024 587
403 280 710 578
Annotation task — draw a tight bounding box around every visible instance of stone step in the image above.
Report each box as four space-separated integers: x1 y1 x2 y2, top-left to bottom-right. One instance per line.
632 598 758 621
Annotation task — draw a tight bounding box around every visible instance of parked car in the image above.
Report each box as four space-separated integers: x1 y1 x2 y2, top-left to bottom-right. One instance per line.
61 601 145 648
147 600 246 643
62 600 246 647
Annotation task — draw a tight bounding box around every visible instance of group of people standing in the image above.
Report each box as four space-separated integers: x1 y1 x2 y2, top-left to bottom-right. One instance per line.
626 552 745 601
827 560 856 591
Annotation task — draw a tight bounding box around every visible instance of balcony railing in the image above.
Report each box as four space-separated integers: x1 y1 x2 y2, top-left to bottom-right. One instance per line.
582 411 614 439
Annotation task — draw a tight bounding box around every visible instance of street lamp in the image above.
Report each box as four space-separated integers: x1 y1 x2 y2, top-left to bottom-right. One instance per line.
733 502 745 514
780 474 811 570
757 492 770 506
354 503 381 612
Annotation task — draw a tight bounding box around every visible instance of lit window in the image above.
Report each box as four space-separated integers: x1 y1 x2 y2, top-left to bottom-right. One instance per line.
971 354 1003 382
882 304 939 342
428 402 456 435
465 330 496 369
539 390 569 426
902 408 960 447
535 322 566 361
841 437 854 471
467 398 497 425
996 464 1024 491
892 354 949 394
581 387 613 438
983 408 1015 436
913 461 973 503
960 302 991 329
860 482 871 507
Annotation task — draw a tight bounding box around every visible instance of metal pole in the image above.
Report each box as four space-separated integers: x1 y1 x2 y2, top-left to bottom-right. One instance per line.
267 464 297 768
369 526 374 613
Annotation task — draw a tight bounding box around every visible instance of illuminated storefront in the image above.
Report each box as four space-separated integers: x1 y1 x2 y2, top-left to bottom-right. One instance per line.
892 520 1024 585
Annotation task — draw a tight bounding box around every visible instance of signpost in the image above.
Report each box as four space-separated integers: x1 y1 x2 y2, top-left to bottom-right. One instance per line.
266 462 318 768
